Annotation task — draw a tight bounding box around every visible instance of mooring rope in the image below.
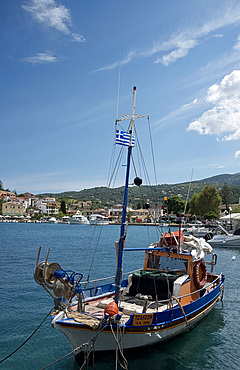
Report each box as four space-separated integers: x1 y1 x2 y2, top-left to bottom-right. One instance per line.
110 322 128 370
0 307 54 364
40 321 109 369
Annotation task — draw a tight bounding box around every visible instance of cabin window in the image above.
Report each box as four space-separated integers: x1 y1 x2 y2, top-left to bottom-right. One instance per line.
147 254 188 273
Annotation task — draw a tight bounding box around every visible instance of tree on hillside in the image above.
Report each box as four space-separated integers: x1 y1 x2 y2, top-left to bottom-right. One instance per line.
197 185 221 219
0 180 3 190
60 200 67 214
220 183 230 212
167 195 185 215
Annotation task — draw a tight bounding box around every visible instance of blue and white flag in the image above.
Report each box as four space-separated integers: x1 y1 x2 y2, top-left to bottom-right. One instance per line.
115 130 135 147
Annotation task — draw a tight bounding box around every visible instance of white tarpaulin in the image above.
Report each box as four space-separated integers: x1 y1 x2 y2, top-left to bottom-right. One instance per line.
182 235 212 261
220 213 240 220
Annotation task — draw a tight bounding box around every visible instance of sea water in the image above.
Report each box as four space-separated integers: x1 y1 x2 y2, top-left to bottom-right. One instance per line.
0 222 239 370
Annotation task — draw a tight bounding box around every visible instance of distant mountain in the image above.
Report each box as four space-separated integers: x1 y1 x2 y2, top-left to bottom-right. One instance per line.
39 173 240 208
198 173 240 186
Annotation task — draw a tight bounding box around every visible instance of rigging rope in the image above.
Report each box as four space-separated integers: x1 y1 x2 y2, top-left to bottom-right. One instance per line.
85 225 104 287
108 144 124 188
0 307 54 364
147 116 158 185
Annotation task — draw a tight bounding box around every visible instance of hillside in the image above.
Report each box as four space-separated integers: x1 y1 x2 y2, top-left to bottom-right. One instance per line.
39 173 240 208
199 172 240 186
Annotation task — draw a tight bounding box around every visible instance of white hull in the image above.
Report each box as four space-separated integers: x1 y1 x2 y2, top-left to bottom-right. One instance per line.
69 220 89 225
89 220 109 225
52 300 216 354
209 235 240 247
48 218 58 223
89 214 109 225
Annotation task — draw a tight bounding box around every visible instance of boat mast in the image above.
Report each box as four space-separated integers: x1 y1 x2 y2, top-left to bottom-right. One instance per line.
115 86 136 306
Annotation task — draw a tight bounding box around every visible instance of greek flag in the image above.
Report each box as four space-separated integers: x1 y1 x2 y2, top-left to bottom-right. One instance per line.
115 130 135 147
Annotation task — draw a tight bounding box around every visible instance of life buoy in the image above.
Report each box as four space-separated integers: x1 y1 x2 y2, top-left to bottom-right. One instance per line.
193 260 207 290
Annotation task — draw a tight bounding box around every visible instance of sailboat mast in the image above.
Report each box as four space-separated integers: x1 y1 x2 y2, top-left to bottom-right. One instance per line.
115 86 136 305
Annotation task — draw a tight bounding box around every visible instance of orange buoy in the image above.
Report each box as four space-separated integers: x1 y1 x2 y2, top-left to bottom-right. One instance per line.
104 301 118 317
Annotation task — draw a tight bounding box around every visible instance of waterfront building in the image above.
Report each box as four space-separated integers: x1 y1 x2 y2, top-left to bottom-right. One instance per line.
2 199 24 217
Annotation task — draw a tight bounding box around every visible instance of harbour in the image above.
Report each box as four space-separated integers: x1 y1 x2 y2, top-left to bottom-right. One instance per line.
0 222 239 369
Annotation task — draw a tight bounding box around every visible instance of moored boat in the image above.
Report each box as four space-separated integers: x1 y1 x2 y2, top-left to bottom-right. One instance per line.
89 214 109 225
69 211 89 225
182 225 215 238
48 217 58 224
203 224 240 248
34 87 225 366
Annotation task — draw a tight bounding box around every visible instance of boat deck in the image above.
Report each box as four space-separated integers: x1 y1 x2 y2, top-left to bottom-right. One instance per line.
71 293 174 324
69 274 218 325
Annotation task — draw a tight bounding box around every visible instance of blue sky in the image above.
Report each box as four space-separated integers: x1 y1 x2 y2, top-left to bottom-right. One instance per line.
1 0 240 194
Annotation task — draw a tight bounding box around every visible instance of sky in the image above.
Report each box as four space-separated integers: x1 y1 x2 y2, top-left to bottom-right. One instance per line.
1 0 240 194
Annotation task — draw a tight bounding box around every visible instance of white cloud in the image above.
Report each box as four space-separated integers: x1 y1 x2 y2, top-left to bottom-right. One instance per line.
91 51 137 73
22 0 86 42
22 0 71 34
21 51 58 65
233 34 240 49
187 70 240 141
235 150 240 158
71 33 86 43
154 39 197 66
153 7 240 66
183 98 198 108
94 4 240 72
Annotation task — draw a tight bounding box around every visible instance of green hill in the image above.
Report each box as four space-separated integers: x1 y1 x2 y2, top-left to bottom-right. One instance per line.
39 173 240 209
200 172 240 186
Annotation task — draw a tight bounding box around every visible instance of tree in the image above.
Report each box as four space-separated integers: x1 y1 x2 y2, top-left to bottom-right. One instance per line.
220 183 230 212
126 211 133 222
197 185 221 219
188 193 200 215
0 180 3 190
60 200 67 214
167 195 185 215
232 204 240 212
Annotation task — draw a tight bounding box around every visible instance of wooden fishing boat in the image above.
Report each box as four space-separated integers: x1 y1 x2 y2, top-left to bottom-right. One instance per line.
34 87 224 365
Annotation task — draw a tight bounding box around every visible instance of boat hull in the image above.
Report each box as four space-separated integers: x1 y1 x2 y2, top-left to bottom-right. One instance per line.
52 284 222 355
208 235 240 247
69 220 89 225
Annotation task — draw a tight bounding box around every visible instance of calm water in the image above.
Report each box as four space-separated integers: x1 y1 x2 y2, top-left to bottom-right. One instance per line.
0 223 239 370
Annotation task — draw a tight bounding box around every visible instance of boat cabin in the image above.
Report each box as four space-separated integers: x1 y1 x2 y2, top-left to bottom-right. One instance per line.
125 230 208 306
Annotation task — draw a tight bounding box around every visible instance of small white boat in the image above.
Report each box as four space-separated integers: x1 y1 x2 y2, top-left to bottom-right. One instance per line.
205 224 240 248
69 212 89 225
48 217 58 224
89 214 109 225
182 225 214 238
207 231 240 248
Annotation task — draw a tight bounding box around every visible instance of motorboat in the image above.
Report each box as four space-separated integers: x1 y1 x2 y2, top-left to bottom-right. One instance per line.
205 225 240 248
89 214 109 225
182 225 215 238
48 217 58 223
69 211 89 225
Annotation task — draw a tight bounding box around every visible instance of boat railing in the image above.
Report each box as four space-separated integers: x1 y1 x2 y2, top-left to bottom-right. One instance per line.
82 269 141 292
146 275 221 312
